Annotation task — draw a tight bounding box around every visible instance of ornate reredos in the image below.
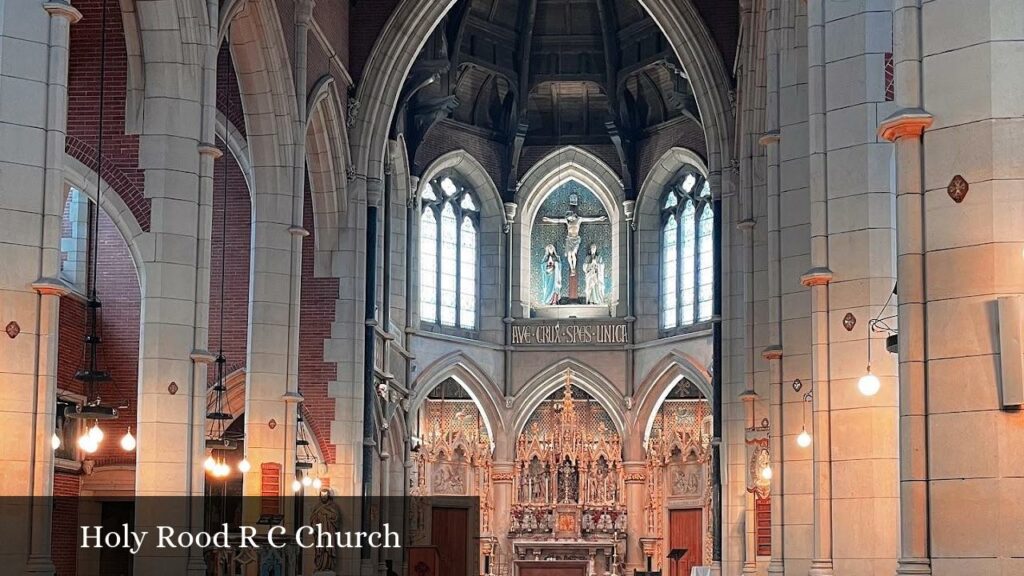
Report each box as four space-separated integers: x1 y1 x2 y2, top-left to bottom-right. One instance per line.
515 371 621 465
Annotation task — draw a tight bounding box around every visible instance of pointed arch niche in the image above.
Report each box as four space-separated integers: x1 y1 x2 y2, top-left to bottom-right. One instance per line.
515 148 624 319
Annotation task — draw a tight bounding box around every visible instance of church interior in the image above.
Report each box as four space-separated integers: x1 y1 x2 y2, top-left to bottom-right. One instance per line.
2 0 1024 575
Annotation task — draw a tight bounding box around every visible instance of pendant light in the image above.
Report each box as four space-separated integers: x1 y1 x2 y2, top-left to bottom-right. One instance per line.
794 380 812 448
68 0 120 449
858 325 881 397
205 73 241 475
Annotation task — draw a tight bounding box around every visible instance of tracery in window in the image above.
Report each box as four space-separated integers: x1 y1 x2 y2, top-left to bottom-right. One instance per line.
660 166 715 329
419 176 479 329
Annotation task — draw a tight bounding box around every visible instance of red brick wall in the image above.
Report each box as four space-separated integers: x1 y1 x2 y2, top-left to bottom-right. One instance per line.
636 118 708 190
57 209 140 466
67 0 148 231
91 211 140 465
218 44 247 139
208 139 252 383
299 182 339 463
52 471 81 576
314 0 350 69
58 297 88 398
692 0 740 77
414 121 507 187
349 0 402 81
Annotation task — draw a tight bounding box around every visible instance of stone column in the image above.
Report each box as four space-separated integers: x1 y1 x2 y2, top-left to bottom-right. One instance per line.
0 0 80 572
242 0 315 504
803 3 834 575
914 0 1024 573
762 2 784 574
621 462 646 575
491 462 515 563
880 2 932 575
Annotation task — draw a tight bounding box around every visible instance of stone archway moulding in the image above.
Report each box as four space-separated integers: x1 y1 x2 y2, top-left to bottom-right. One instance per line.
511 359 627 441
631 351 713 447
408 351 507 453
419 149 504 223
634 147 710 230
63 155 148 291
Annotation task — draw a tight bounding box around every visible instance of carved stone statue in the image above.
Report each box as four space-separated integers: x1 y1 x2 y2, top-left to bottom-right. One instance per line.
583 243 605 305
542 206 607 275
541 244 562 305
310 490 342 574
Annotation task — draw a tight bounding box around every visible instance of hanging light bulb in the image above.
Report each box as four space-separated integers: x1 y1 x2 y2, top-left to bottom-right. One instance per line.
301 475 313 487
51 433 61 451
760 465 773 481
204 455 217 472
237 458 251 474
120 427 136 452
217 461 231 478
88 422 104 443
312 478 322 491
78 433 98 454
858 369 881 397
291 478 303 493
796 427 812 448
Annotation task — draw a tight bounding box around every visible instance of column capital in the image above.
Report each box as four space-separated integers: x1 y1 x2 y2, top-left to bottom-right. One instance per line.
758 130 781 146
43 1 83 23
801 267 834 287
295 0 316 25
878 108 933 142
31 277 71 297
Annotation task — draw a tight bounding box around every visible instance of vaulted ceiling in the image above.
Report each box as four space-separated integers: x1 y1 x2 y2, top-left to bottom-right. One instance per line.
395 0 735 195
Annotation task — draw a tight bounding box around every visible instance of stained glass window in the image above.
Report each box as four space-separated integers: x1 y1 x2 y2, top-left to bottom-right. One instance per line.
419 174 479 330
660 166 715 329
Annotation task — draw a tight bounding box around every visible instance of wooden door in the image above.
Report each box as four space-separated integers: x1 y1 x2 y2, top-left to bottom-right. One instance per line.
669 508 703 576
431 507 468 576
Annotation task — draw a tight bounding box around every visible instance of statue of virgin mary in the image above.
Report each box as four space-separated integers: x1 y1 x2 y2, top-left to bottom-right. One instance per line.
541 244 562 305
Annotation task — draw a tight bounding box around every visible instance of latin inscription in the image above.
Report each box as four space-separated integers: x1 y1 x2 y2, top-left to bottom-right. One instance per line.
511 323 628 345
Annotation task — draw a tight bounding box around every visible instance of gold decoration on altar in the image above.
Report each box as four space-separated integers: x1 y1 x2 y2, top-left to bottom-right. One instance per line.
510 370 626 538
412 388 494 536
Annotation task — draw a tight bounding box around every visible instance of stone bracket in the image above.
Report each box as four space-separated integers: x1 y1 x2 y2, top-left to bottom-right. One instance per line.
878 108 933 142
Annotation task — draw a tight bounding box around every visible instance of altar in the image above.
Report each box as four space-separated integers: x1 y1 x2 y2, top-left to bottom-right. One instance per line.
516 559 589 576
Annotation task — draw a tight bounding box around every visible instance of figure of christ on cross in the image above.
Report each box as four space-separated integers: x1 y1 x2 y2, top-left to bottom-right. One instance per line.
542 206 608 275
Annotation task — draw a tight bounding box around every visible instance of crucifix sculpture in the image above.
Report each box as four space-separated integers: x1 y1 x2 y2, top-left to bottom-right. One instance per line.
541 201 607 276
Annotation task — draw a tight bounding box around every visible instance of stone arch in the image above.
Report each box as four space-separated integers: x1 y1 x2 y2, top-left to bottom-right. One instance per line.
512 359 626 441
632 147 711 339
420 150 504 221
408 351 506 456
215 112 252 194
63 155 148 289
634 147 709 231
515 146 624 316
225 0 298 198
350 0 734 203
627 351 712 460
306 74 352 275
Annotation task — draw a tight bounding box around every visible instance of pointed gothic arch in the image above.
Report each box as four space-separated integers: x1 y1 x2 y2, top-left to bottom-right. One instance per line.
512 359 626 440
408 351 506 455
